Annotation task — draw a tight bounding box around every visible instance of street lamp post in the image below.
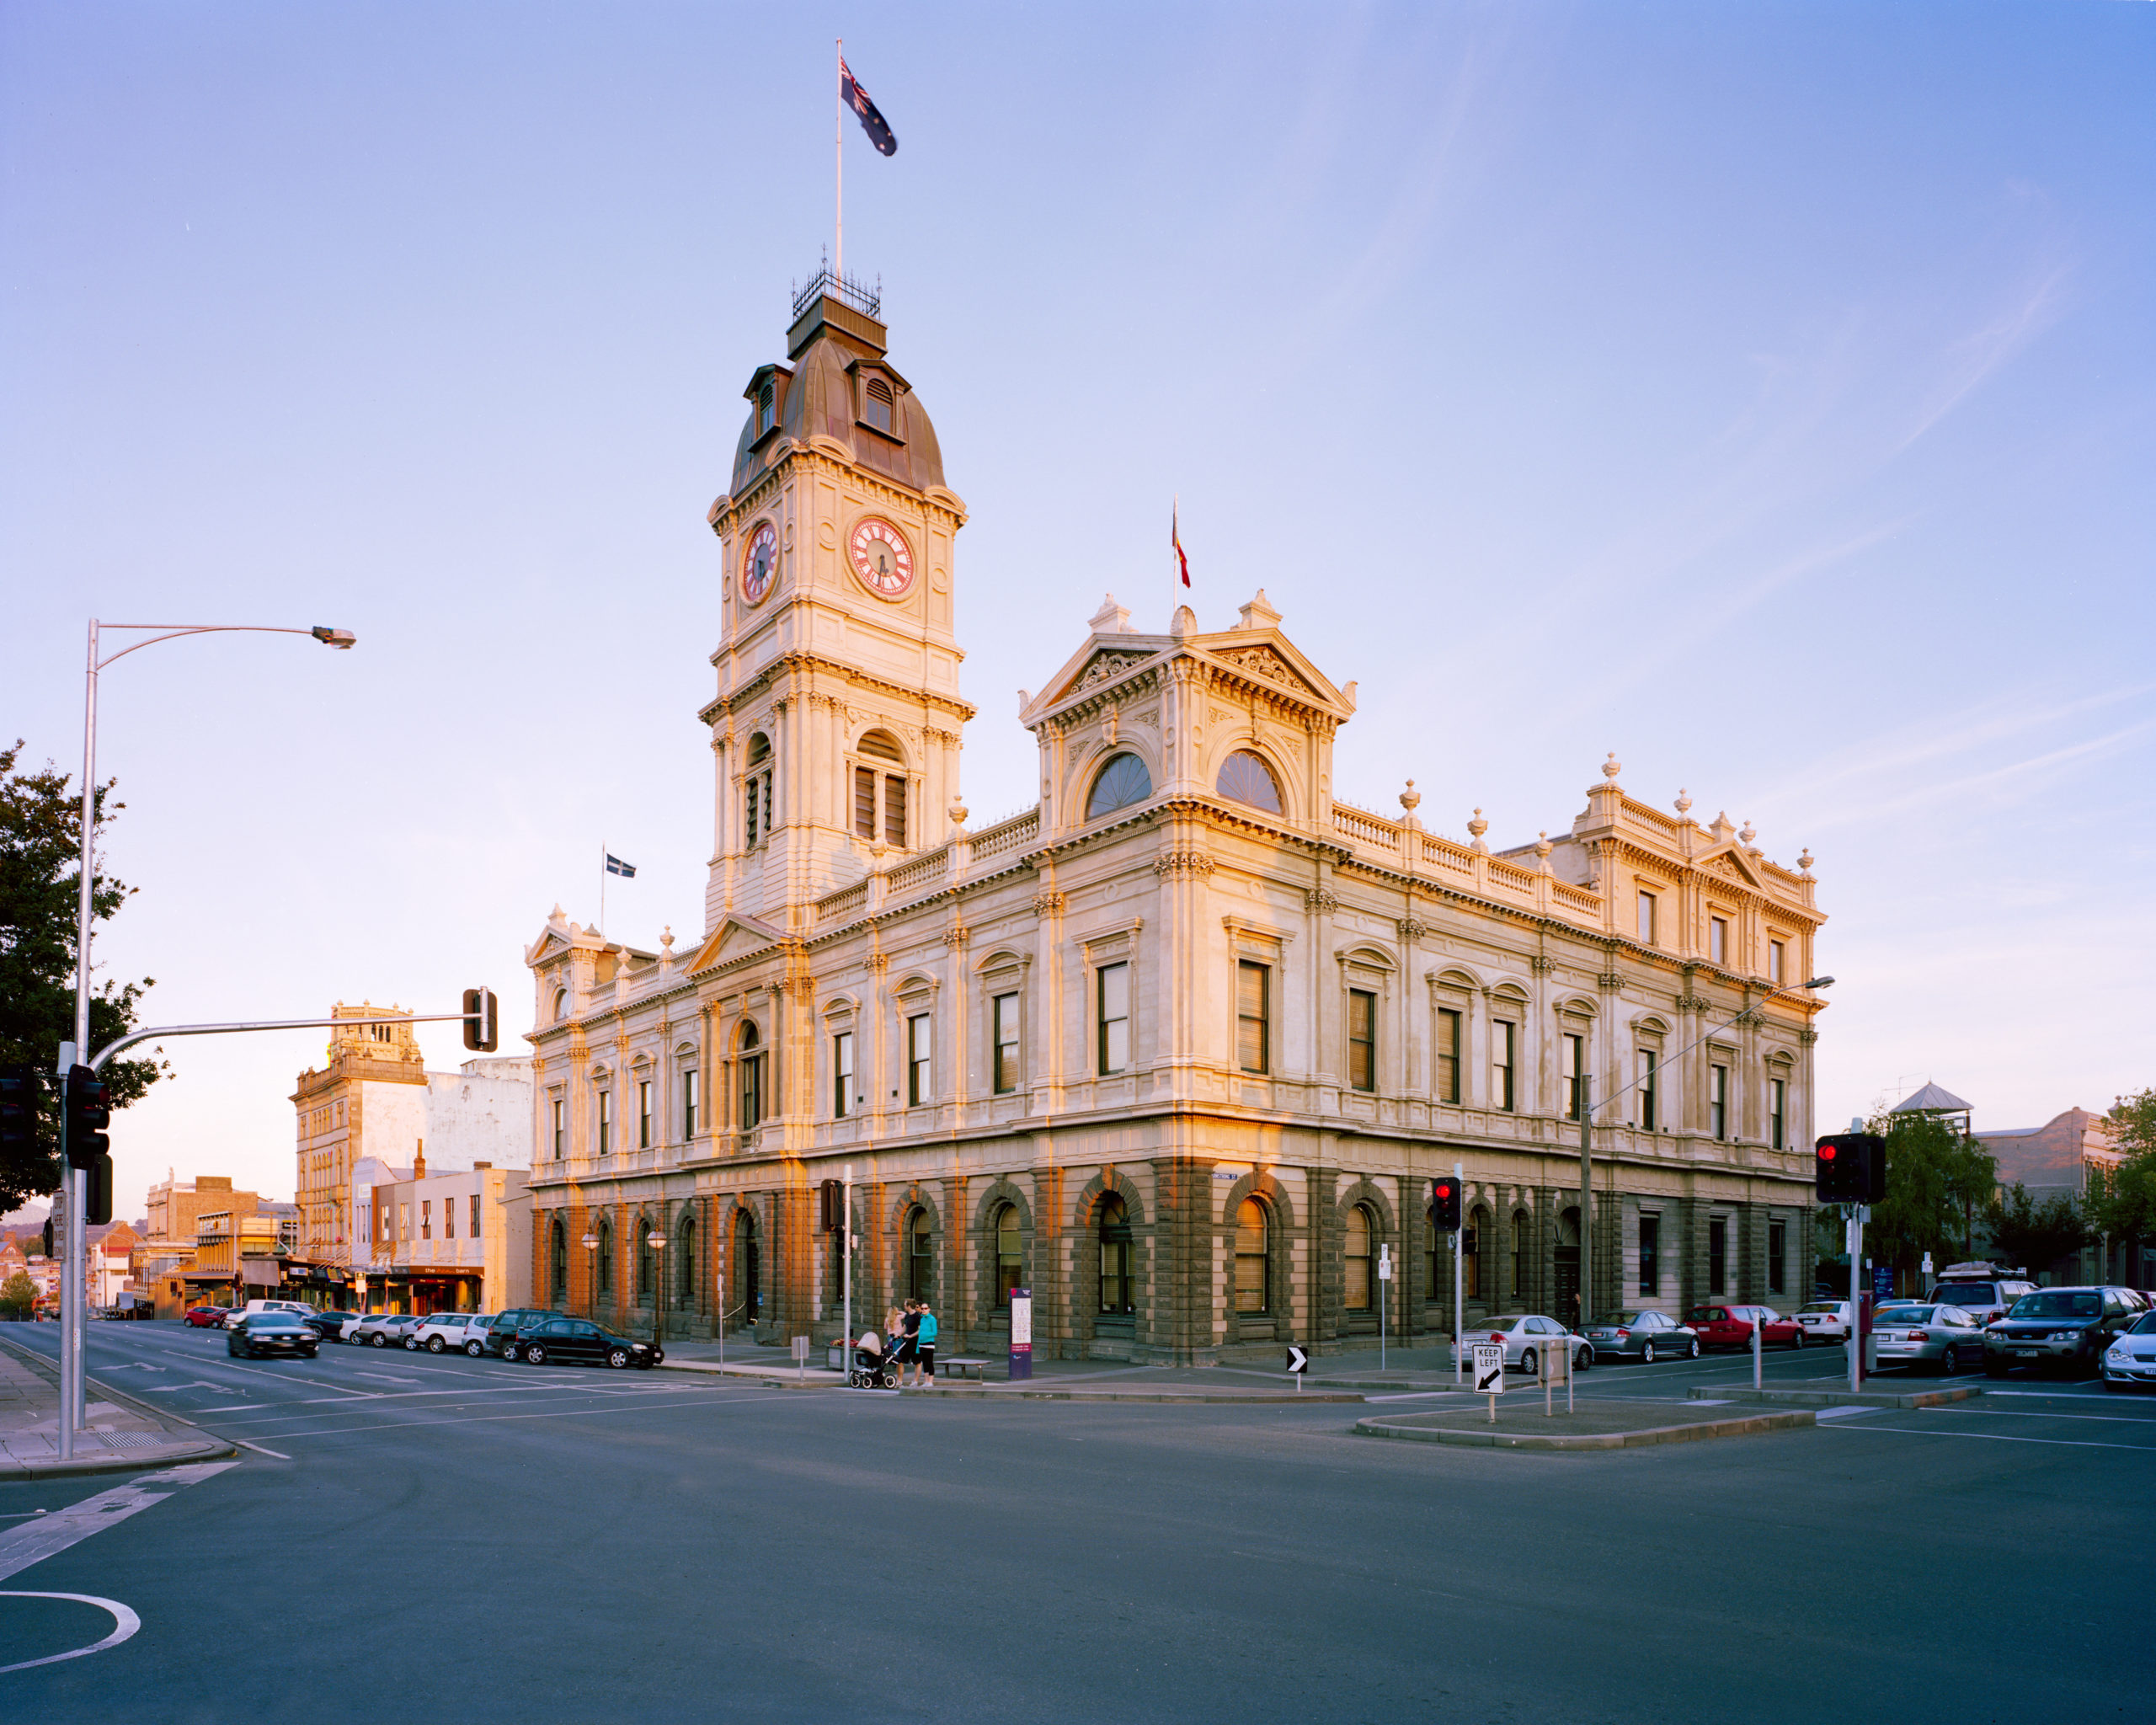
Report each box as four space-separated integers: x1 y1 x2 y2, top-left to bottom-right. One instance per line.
57 618 354 1461
647 1230 668 1345
581 1233 600 1320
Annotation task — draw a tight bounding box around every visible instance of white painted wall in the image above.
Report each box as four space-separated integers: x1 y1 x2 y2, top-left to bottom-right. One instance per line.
422 1058 535 1171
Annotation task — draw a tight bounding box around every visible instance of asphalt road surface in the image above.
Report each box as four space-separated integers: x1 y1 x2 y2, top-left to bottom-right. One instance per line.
3 1322 2150 1722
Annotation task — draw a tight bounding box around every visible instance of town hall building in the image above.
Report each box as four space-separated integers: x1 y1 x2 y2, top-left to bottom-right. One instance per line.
521 273 1829 1362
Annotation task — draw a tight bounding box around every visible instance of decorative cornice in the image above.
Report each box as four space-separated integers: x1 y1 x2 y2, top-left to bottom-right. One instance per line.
1152 850 1214 879
1797 1029 1818 1045
1597 972 1626 991
1529 954 1556 975
1396 917 1428 942
1031 890 1069 916
1304 888 1338 914
1673 993 1711 1012
942 926 970 949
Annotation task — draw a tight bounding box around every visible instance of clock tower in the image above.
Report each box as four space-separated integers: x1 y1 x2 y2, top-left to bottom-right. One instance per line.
701 275 973 931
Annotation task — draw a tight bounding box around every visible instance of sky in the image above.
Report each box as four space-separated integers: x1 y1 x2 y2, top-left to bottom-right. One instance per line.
3 3 2151 1218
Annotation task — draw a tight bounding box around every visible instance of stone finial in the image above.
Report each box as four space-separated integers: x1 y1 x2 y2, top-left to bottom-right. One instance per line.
1740 819 1757 846
1797 848 1814 876
1236 589 1283 631
1674 788 1692 815
1170 604 1197 638
1603 752 1623 781
1467 808 1489 852
1017 689 1032 713
949 795 969 830
1399 779 1422 814
1088 594 1134 635
660 926 675 955
548 903 568 925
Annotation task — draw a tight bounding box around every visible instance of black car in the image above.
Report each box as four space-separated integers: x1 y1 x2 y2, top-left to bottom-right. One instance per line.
1983 1285 2142 1379
514 1316 663 1370
301 1311 360 1342
488 1307 558 1362
227 1314 320 1359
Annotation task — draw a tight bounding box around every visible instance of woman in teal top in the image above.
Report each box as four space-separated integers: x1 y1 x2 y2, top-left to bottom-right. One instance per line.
914 1302 937 1386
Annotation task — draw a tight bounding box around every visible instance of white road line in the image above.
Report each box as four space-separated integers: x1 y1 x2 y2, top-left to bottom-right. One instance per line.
193 1405 264 1413
238 1391 783 1442
1918 1406 2156 1426
1821 1424 2155 1453
0 1463 237 1583
226 1438 292 1460
0 1592 142 1674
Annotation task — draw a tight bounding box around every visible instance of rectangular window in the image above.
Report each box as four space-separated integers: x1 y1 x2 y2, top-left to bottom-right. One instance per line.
833 1032 854 1118
993 993 1021 1092
907 1012 933 1106
1637 890 1656 945
1709 1216 1727 1296
1710 1064 1728 1141
1638 1050 1657 1131
884 775 908 849
1639 1215 1661 1296
682 1069 699 1139
470 1194 482 1239
638 1080 653 1149
1348 990 1376 1092
421 1199 431 1241
1462 1225 1481 1299
740 1055 762 1131
445 1199 455 1241
1769 940 1785 985
853 766 877 840
1562 1033 1584 1121
1709 916 1727 966
1769 1077 1786 1151
552 1098 565 1159
1491 1020 1515 1112
597 1091 611 1155
1768 1220 1787 1296
744 777 760 847
1097 964 1129 1075
1436 1009 1461 1103
1236 961 1270 1075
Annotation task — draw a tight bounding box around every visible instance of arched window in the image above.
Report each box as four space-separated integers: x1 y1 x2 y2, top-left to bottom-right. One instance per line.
1098 1193 1134 1315
907 1208 934 1303
855 730 908 847
1344 1203 1374 1313
738 1020 764 1131
549 1219 568 1305
676 1215 696 1307
994 1204 1022 1307
552 987 570 1023
1086 752 1152 820
1464 1207 1486 1300
1512 1210 1533 1306
596 1219 613 1297
1235 1197 1270 1315
744 732 774 848
1216 750 1283 814
731 1210 760 1322
637 1216 655 1306
862 374 894 435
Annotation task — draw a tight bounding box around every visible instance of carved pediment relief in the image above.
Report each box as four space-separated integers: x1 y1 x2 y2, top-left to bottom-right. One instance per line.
1075 649 1150 692
1213 644 1310 695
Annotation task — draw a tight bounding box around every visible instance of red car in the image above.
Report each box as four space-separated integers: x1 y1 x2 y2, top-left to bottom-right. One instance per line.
1686 1303 1806 1350
184 1306 230 1327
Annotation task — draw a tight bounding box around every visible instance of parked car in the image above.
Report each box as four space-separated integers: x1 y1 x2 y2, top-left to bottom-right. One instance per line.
1868 1303 1988 1372
2101 1310 2156 1391
184 1306 230 1328
1581 1310 1700 1363
350 1312 422 1348
412 1313 495 1354
232 1298 318 1327
488 1308 558 1362
1687 1304 1805 1350
227 1313 320 1359
1985 1286 2144 1379
1459 1314 1593 1375
1925 1265 2037 1327
514 1315 664 1370
300 1310 362 1342
1795 1300 1851 1342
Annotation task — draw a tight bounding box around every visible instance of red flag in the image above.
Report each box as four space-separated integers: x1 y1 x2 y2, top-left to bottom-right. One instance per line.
1172 502 1190 587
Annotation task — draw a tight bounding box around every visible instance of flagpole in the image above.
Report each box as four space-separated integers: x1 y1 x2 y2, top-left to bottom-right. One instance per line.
1172 494 1178 623
600 841 606 940
835 38 844 291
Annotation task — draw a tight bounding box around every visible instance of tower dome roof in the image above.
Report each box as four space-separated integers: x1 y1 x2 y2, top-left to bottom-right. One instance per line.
728 286 946 499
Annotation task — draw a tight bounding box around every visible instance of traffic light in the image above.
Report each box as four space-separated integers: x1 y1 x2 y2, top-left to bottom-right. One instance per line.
819 1179 845 1233
1431 1176 1462 1233
64 1064 110 1170
85 1154 113 1227
463 987 499 1053
0 1064 39 1159
1816 1133 1886 1204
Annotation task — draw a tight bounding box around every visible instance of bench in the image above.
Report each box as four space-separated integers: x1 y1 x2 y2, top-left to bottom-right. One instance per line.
939 1356 993 1381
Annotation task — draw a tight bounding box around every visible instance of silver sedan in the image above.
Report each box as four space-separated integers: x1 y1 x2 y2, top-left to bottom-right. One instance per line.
1582 1309 1701 1363
1870 1303 1986 1373
1459 1314 1593 1375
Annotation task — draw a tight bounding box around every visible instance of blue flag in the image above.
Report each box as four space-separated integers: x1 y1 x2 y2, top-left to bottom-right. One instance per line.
841 56 897 156
606 855 636 879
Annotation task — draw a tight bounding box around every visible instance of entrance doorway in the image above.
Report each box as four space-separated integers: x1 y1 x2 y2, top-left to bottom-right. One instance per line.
1555 1207 1582 1327
731 1210 760 1329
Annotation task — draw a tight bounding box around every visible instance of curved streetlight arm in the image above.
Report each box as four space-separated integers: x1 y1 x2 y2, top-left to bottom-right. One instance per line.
94 622 355 670
1590 976 1834 1121
88 1009 478 1074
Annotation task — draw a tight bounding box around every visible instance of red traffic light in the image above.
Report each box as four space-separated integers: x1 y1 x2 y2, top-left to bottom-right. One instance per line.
1818 1145 1836 1161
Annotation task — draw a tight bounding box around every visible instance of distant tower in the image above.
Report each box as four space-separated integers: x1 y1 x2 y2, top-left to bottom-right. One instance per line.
702 272 973 929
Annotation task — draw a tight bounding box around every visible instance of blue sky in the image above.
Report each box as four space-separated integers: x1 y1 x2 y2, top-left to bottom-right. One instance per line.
4 3 2150 1215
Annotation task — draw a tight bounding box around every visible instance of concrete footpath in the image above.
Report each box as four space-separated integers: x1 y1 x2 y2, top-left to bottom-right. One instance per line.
0 1332 237 1478
1358 1397 1814 1450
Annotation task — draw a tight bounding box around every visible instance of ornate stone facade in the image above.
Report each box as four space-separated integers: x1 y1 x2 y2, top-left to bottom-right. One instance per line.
522 287 1828 1361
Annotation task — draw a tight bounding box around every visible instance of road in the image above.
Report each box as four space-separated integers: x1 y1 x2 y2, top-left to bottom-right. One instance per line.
3 1321 2151 1722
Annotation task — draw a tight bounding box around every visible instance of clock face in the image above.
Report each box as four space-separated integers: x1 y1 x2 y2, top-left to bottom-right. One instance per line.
740 522 778 606
848 517 915 600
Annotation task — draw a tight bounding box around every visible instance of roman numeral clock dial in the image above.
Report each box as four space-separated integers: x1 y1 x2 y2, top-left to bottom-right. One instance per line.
848 518 915 599
740 521 778 606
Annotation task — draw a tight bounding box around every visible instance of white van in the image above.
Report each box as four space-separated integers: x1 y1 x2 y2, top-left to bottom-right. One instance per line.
231 1297 318 1327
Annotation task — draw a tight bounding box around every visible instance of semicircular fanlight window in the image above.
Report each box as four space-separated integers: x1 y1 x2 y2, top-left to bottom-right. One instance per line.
1216 750 1283 815
1086 752 1153 820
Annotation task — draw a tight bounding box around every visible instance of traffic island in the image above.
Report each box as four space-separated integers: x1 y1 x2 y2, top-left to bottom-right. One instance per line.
1689 1386 1983 1411
1356 1397 1812 1450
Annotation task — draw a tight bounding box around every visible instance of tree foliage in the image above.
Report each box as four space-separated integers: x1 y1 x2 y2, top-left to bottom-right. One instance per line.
0 1269 35 1315
1863 1110 1998 1273
0 740 164 1211
2083 1087 2156 1247
1992 1183 2090 1276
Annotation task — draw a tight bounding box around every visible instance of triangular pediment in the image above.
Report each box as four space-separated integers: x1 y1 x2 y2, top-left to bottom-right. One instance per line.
1696 846 1765 890
683 912 787 977
1204 640 1321 698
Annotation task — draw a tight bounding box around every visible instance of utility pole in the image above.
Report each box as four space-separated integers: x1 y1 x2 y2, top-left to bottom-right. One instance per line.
1453 1160 1465 1386
1578 1074 1593 1331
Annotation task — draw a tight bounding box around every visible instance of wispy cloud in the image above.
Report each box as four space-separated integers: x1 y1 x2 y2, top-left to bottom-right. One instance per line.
1891 261 2075 457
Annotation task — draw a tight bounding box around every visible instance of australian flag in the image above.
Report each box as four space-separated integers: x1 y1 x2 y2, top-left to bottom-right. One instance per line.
841 56 897 156
606 854 637 879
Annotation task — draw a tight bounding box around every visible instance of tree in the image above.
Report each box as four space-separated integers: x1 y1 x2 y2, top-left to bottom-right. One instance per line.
1991 1183 2089 1278
2083 1087 2156 1251
0 1270 34 1316
1865 1111 1997 1276
0 740 164 1211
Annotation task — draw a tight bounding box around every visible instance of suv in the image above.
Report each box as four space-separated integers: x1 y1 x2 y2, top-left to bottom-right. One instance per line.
1926 1264 2036 1327
488 1308 558 1362
1984 1286 2143 1378
412 1313 494 1355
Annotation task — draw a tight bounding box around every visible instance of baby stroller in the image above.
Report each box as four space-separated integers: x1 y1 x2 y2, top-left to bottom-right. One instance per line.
848 1332 899 1390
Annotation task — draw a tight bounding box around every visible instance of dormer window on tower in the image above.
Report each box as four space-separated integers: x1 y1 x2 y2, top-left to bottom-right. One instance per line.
862 376 894 435
757 381 776 437
743 732 774 848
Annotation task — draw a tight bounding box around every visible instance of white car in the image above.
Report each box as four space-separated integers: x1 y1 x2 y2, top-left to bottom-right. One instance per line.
411 1313 497 1356
1459 1313 1593 1375
1795 1300 1852 1342
231 1297 317 1327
